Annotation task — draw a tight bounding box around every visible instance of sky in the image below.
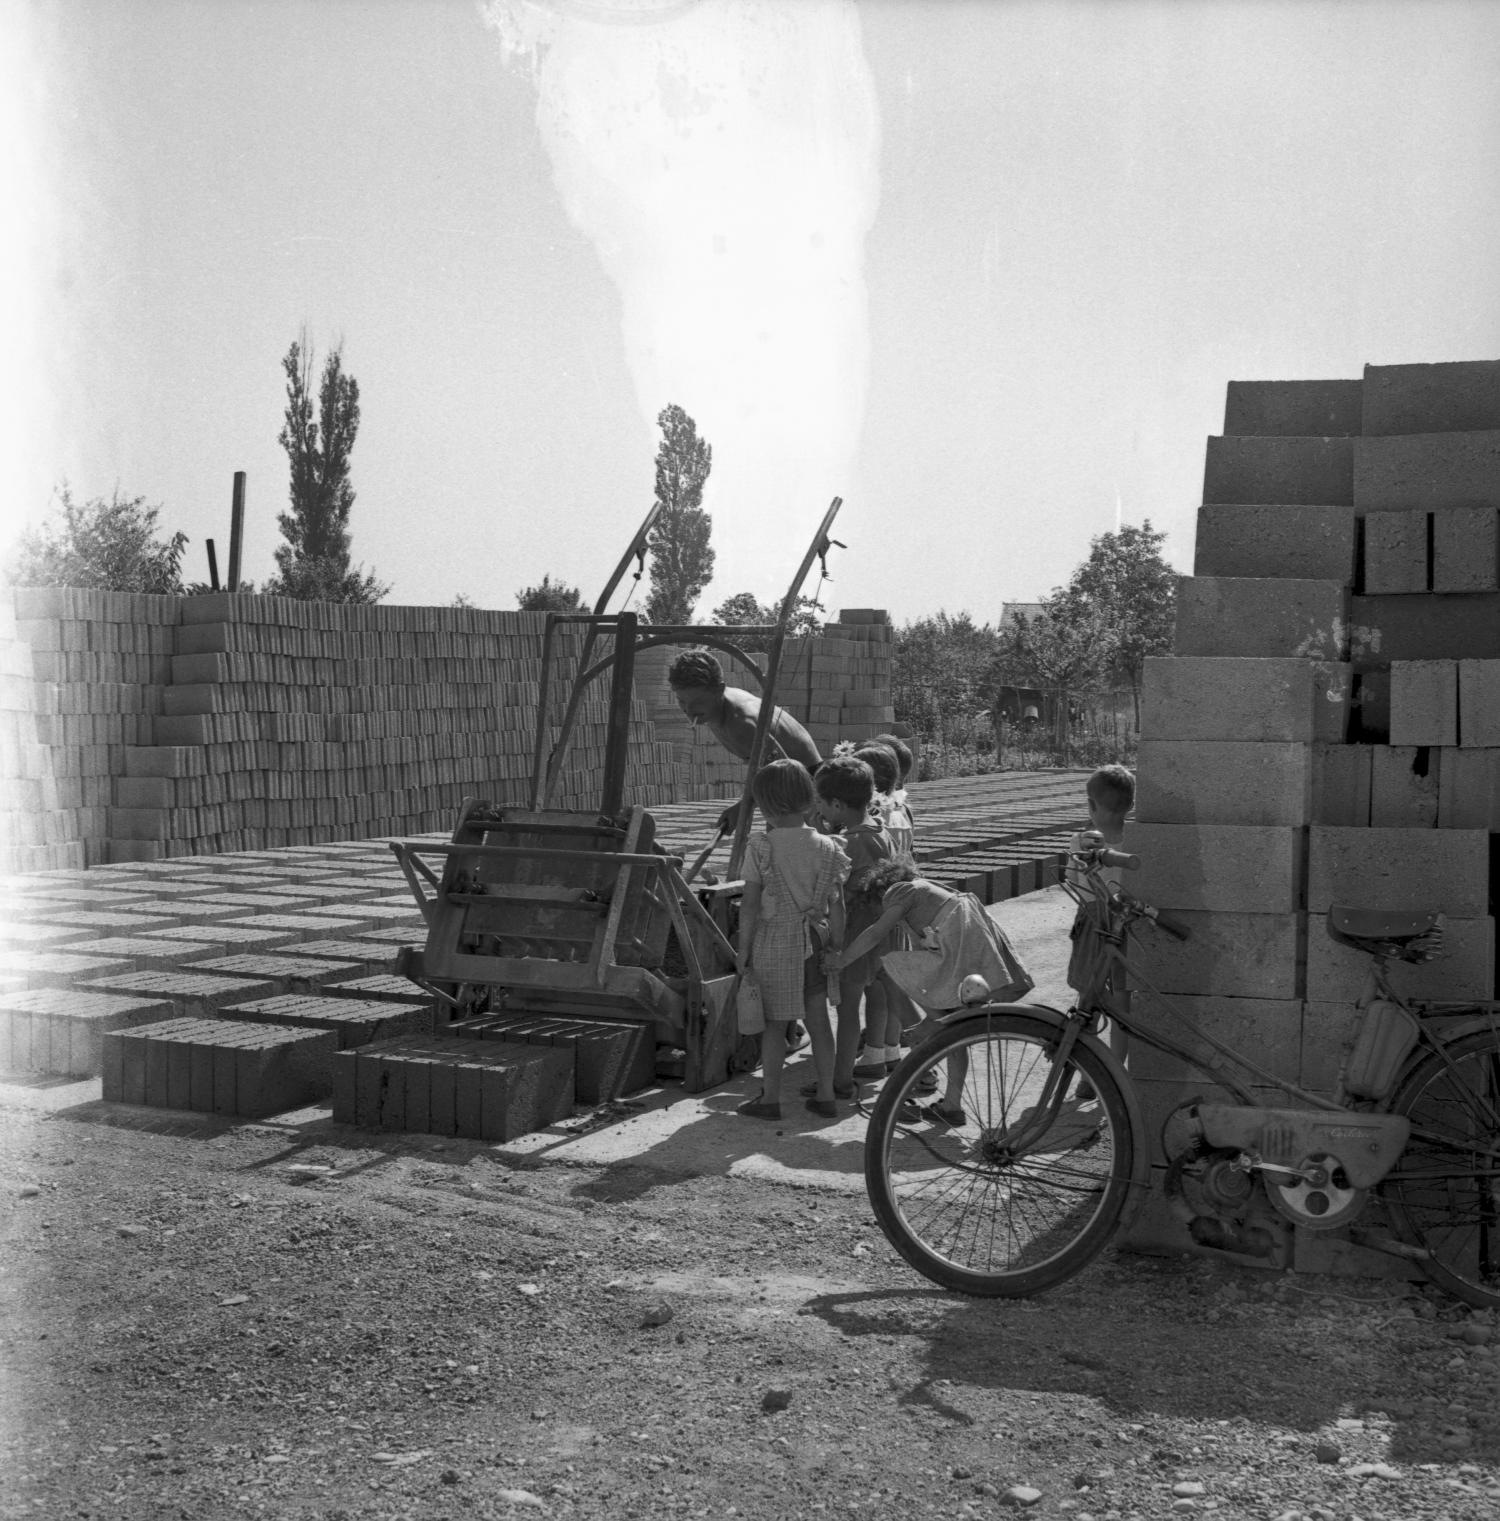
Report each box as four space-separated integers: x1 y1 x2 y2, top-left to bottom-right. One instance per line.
5 0 1499 625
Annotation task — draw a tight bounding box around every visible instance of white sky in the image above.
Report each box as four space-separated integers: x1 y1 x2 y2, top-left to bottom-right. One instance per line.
5 0 1499 623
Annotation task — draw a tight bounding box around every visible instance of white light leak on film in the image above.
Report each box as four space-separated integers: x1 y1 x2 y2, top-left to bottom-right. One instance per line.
485 0 880 602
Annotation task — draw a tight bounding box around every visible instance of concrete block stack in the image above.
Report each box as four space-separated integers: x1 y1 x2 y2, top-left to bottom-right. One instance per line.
2 587 175 870
108 593 676 859
1125 358 1499 1273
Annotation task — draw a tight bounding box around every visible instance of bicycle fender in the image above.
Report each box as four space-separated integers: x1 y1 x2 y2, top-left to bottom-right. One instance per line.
942 1004 1154 1234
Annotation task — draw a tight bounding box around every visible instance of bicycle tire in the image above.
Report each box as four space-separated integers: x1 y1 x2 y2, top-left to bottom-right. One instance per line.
864 1008 1140 1297
1384 1026 1500 1310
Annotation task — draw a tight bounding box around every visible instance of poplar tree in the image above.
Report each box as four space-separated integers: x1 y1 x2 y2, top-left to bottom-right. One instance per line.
269 333 388 602
644 404 714 624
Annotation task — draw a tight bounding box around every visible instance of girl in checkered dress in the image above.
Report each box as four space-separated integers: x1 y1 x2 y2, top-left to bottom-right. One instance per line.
736 760 849 1121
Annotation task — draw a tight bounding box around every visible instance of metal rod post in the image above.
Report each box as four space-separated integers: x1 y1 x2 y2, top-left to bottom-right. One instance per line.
226 472 246 592
206 539 220 592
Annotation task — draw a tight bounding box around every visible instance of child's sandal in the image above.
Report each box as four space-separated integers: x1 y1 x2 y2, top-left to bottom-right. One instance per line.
925 1100 967 1128
737 1094 782 1120
799 1079 854 1101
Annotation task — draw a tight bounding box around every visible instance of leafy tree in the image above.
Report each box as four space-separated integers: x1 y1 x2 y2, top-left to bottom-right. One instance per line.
267 333 388 603
993 600 1117 755
892 612 1000 746
644 404 714 625
711 590 825 650
1051 521 1176 725
516 574 584 612
6 486 188 593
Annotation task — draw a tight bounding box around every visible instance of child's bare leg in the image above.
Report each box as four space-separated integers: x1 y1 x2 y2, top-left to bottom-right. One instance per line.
760 1019 790 1104
880 973 920 1048
860 978 887 1052
834 975 865 1087
802 990 835 1100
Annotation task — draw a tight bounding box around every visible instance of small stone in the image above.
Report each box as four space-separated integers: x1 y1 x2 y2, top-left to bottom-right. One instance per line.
117 1224 146 1239
639 1303 673 1328
1002 1486 1043 1508
1171 1502 1196 1514
1349 1461 1401 1479
952 1467 973 1480
1314 1442 1341 1464
440 1469 460 1485
495 1488 545 1508
761 1388 792 1413
517 1283 542 1297
1461 1324 1494 1346
18 1185 40 1199
1172 1483 1205 1497
217 1295 250 1307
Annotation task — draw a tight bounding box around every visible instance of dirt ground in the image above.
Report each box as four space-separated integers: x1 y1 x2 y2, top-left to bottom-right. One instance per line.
3 889 1499 1521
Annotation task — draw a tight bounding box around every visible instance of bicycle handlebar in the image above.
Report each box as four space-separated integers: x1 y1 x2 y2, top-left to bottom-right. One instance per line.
1097 846 1139 871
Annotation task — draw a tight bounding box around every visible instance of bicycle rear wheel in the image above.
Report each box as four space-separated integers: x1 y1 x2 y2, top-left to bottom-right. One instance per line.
864 1009 1140 1297
1385 1027 1500 1310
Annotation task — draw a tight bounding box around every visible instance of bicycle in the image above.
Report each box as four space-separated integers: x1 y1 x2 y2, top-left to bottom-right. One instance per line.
863 833 1500 1308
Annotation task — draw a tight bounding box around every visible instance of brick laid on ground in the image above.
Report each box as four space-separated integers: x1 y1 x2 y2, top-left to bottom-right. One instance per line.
219 992 433 1048
333 1036 574 1140
274 939 397 975
102 1016 336 1116
0 950 136 990
190 953 368 993
1 987 176 1076
320 973 434 1006
453 1011 655 1104
77 968 282 1014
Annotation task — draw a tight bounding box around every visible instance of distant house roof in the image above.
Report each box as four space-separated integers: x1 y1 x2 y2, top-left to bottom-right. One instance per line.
1000 602 1046 630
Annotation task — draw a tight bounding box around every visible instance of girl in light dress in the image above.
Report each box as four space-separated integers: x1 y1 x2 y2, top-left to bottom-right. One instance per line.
735 760 848 1121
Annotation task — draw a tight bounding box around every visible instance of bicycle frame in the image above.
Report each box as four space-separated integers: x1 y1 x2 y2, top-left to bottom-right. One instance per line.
1059 850 1500 1184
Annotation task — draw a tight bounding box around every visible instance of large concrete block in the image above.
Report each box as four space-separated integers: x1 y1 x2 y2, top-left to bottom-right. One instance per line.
1203 436 1354 506
1172 577 1349 660
1128 911 1301 999
1459 660 1500 747
1354 431 1500 509
1369 745 1440 828
1193 505 1357 584
1361 509 1428 595
1135 740 1311 826
1140 658 1349 744
1299 999 1361 1090
1361 360 1500 436
1432 507 1499 593
1306 827 1490 914
1388 661 1458 747
1311 743 1372 826
1304 914 1494 1003
1437 748 1500 829
1224 379 1363 437
1126 823 1303 914
1128 995 1302 1084
1348 594 1500 661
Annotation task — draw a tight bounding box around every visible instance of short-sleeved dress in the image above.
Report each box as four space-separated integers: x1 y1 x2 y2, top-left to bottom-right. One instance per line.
839 816 896 988
743 826 850 1022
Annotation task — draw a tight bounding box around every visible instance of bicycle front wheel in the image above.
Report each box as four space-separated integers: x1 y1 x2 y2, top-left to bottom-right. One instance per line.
1385 1027 1500 1310
864 1009 1140 1297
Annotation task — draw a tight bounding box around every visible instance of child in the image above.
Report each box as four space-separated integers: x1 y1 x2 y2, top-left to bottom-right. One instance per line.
735 759 849 1120
1066 764 1136 1080
832 859 1034 1126
809 754 894 1097
849 743 917 1078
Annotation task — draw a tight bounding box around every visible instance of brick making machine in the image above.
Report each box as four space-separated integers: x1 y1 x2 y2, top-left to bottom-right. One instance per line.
378 499 845 1134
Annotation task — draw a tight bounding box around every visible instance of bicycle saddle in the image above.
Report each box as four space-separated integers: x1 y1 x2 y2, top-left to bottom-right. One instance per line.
1326 905 1443 956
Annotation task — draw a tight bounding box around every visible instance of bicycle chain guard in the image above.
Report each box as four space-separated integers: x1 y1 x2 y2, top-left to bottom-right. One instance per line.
1196 1104 1410 1191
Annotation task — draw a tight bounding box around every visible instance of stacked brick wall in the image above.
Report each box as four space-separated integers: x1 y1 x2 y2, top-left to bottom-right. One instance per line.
1125 357 1499 1272
1 589 896 868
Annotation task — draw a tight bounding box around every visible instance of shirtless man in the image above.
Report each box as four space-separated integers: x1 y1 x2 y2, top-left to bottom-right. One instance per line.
667 650 822 833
